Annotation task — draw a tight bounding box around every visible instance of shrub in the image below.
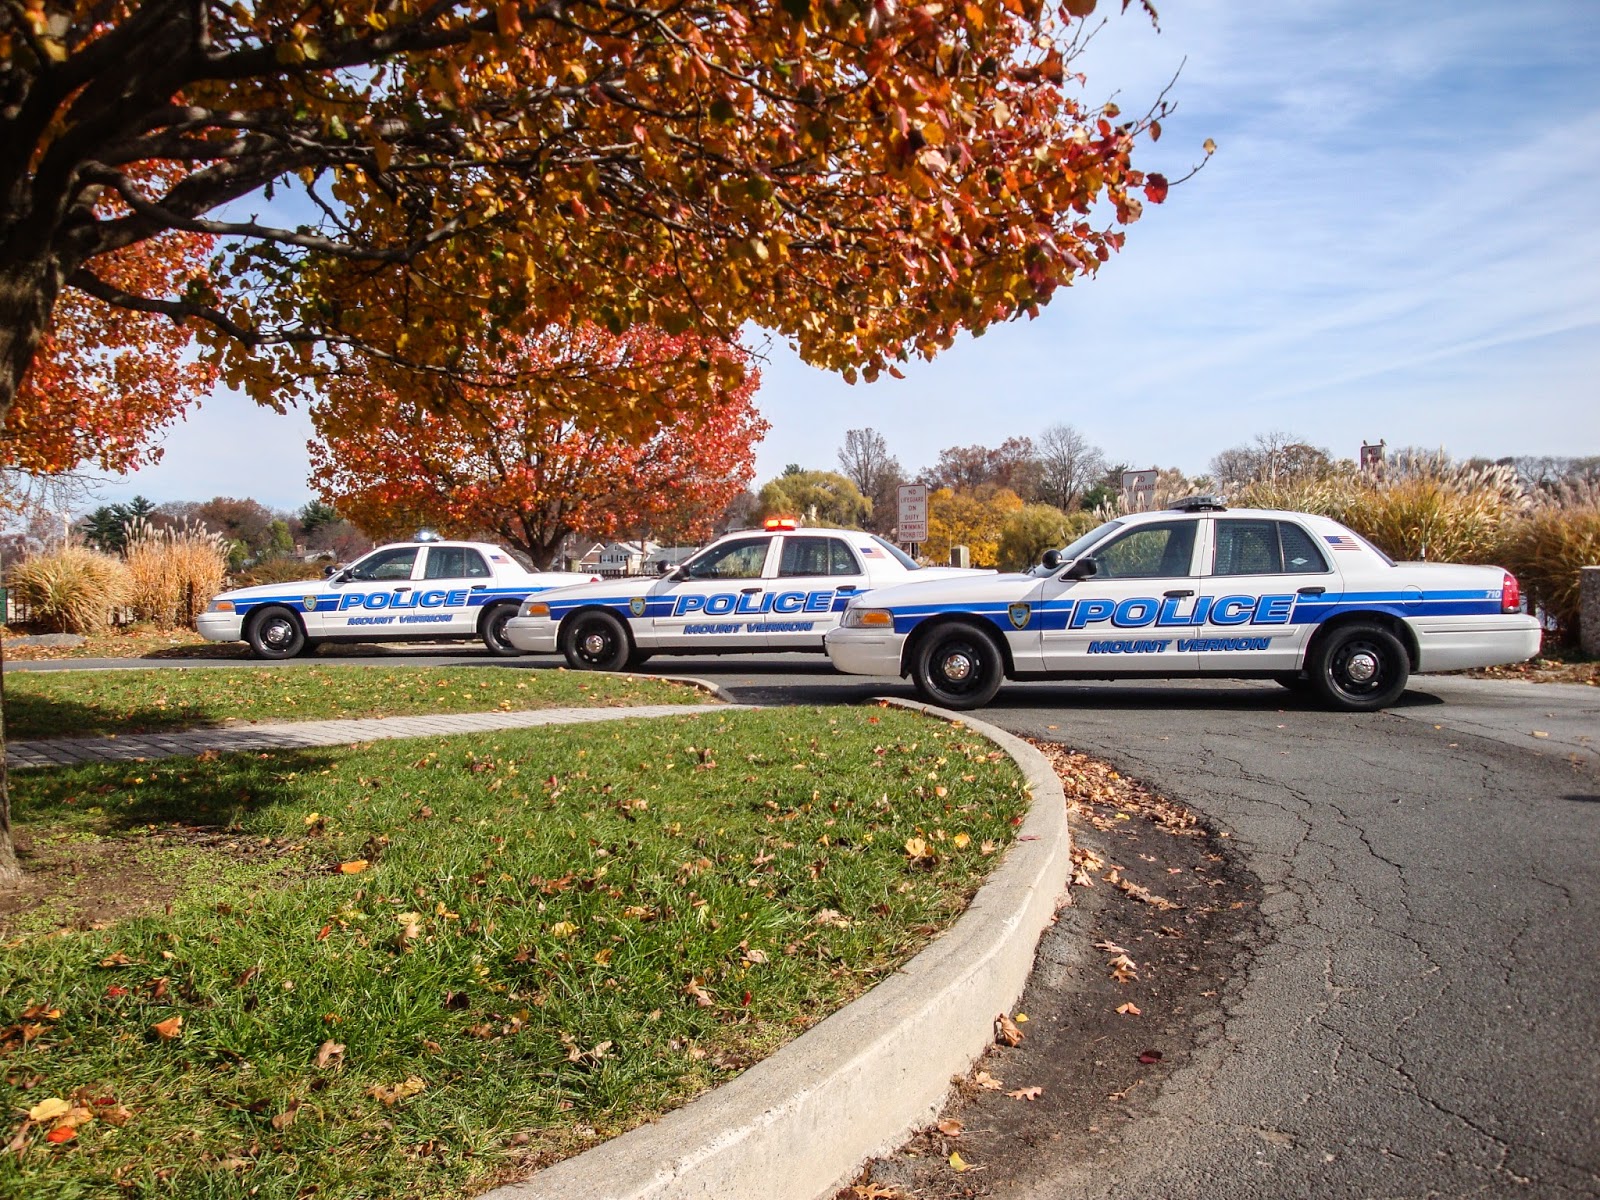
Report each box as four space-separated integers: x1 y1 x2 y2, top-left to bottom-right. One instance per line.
228 556 326 589
7 547 130 634
1500 486 1600 644
997 504 1098 571
123 519 230 628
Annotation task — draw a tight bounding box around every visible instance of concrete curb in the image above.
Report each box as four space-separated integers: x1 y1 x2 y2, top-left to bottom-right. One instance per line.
649 674 741 706
483 699 1072 1200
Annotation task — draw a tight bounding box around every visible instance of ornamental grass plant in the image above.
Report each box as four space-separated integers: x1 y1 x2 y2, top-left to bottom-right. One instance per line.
122 518 229 629
1499 484 1600 644
1333 453 1525 564
6 546 130 634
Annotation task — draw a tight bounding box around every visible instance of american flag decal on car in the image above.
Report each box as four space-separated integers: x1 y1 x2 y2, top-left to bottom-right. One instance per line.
1325 535 1361 550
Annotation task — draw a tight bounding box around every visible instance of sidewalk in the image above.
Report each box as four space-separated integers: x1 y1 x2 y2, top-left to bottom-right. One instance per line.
6 702 742 768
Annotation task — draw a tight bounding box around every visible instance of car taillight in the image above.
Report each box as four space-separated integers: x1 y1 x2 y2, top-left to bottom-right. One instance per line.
1501 572 1521 613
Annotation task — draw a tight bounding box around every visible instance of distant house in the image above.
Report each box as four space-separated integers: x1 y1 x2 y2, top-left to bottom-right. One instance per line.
597 540 658 576
643 545 698 574
571 542 606 572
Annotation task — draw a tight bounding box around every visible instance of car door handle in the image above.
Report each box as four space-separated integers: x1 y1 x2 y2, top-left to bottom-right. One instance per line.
1164 589 1194 598
740 586 762 594
392 585 411 592
470 584 487 591
836 585 857 593
1297 586 1326 596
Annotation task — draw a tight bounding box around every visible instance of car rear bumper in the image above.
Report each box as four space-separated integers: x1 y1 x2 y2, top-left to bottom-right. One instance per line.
504 616 559 654
196 612 244 643
824 628 905 677
1412 615 1542 673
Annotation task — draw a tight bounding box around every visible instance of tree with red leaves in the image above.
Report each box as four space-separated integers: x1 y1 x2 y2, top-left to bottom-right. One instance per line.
309 326 765 567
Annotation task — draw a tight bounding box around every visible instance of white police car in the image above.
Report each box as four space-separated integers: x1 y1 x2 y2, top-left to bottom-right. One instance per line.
825 497 1541 712
196 535 599 659
502 519 989 669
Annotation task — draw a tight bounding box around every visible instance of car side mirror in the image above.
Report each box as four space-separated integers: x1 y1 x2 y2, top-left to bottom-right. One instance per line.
1063 557 1098 581
322 564 337 578
657 561 672 576
1040 549 1063 571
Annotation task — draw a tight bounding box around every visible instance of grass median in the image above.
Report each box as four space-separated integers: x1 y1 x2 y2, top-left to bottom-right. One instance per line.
0 706 1031 1199
4 665 702 741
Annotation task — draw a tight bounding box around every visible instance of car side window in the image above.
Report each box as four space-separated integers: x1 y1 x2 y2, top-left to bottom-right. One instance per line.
348 547 418 581
1213 520 1331 575
424 547 490 579
779 536 861 577
1092 522 1196 579
683 539 769 580
1278 522 1331 573
829 539 861 576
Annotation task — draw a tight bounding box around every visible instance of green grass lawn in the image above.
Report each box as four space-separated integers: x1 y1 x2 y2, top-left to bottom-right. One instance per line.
3 666 702 740
0 707 1030 1199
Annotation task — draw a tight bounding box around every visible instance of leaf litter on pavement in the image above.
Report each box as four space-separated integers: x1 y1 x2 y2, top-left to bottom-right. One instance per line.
836 739 1262 1200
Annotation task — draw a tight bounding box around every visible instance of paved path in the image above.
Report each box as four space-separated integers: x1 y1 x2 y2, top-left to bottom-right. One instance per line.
6 702 739 768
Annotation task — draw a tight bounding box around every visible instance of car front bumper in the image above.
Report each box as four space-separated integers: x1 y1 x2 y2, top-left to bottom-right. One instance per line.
196 611 244 643
1411 615 1542 673
824 627 905 677
504 616 559 654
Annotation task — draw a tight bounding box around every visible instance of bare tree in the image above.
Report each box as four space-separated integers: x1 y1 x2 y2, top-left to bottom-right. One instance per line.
1210 431 1332 486
1036 423 1107 510
837 428 899 502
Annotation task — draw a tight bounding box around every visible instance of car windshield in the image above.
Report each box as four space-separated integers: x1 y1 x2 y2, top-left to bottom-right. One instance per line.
869 536 921 570
1060 520 1123 562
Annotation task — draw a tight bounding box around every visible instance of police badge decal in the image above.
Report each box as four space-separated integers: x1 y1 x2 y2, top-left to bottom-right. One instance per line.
1007 602 1032 630
303 595 319 611
628 597 647 618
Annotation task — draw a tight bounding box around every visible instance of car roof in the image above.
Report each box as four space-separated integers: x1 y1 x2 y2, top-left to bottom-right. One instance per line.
1114 505 1344 527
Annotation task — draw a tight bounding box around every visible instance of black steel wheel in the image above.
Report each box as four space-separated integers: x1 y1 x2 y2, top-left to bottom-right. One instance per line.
247 605 306 660
480 603 522 656
560 609 632 672
1309 622 1409 712
910 620 1005 710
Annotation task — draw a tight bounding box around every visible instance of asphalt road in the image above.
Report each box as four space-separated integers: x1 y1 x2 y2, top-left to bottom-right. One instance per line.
12 648 1600 1195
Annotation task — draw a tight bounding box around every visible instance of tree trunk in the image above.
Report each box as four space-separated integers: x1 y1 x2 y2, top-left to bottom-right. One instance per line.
0 546 21 889
0 251 64 424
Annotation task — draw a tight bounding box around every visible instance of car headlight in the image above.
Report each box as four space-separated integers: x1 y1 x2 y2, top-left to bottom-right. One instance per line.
841 607 894 629
519 600 551 619
206 599 234 613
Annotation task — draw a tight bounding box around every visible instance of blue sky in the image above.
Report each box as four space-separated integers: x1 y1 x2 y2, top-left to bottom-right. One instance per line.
91 0 1600 513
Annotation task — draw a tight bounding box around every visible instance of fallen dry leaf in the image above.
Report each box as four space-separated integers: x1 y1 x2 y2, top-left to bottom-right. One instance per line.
1138 1049 1164 1065
1007 1086 1043 1101
27 1098 70 1123
338 859 369 875
973 1070 1003 1090
150 1016 183 1041
315 1040 346 1070
270 1104 299 1131
949 1150 971 1171
994 1013 1024 1047
936 1118 964 1137
367 1077 427 1105
1117 1002 1142 1016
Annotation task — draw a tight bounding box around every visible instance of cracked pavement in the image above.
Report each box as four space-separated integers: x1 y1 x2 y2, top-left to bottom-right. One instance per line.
977 676 1600 1199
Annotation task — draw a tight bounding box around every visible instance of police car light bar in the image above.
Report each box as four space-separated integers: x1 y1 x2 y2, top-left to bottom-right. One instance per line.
414 529 442 542
1168 495 1229 513
764 517 799 531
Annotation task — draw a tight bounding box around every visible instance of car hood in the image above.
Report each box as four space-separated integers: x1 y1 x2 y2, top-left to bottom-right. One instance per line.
215 578 331 604
844 572 1038 610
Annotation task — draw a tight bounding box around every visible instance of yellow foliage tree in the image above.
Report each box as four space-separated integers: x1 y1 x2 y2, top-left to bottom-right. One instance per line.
924 487 1024 568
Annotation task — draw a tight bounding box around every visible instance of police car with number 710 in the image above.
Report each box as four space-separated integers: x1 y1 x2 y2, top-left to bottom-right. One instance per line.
824 497 1541 711
501 518 989 668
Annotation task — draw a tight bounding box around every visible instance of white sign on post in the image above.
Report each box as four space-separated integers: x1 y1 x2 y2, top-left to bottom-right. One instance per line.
1122 468 1159 510
896 483 929 544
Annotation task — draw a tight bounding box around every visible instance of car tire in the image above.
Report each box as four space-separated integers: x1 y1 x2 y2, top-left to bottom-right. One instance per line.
247 606 306 660
1308 622 1409 712
910 620 1005 710
560 609 632 672
1273 672 1312 693
625 649 654 671
480 602 522 656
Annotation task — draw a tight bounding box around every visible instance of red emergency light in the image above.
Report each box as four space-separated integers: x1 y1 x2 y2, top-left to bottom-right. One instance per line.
764 517 799 531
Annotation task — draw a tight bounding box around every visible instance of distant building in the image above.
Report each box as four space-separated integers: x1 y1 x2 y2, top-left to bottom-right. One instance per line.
643 545 698 574
597 540 658 576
